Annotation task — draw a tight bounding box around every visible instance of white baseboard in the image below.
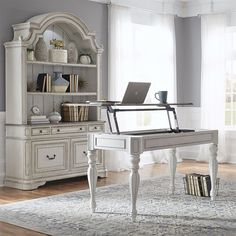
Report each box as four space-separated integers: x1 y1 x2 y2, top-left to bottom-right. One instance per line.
0 112 5 186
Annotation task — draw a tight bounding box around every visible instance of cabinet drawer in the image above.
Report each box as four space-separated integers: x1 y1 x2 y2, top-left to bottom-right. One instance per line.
31 128 50 136
88 124 103 132
32 140 69 176
51 126 86 135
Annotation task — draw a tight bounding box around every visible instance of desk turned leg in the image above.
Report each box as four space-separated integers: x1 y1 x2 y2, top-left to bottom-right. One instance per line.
87 150 97 213
209 144 218 200
168 148 177 194
130 154 140 221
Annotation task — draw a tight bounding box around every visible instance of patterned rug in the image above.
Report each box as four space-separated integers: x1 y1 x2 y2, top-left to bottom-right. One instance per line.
0 176 235 236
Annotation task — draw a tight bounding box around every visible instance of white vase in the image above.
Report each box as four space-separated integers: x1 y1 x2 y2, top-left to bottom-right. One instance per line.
35 37 48 61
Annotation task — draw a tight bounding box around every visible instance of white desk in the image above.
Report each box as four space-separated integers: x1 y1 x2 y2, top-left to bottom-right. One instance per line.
87 129 218 220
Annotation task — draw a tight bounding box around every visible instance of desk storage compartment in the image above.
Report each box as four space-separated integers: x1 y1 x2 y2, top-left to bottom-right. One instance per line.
51 125 86 135
32 139 69 177
31 127 50 136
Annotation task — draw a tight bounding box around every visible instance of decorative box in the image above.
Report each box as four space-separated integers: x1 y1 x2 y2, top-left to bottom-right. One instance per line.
49 49 68 63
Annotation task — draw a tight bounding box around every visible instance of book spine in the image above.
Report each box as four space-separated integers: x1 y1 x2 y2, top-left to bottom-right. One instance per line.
203 176 209 197
42 76 46 92
183 177 188 194
186 175 191 195
206 176 211 197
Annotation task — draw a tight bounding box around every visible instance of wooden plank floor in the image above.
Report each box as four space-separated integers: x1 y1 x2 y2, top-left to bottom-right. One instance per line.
0 160 235 236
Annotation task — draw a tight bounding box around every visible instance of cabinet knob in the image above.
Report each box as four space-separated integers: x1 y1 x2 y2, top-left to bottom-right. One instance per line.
39 130 43 134
57 129 60 132
94 127 97 129
80 127 83 131
46 154 56 160
83 151 87 156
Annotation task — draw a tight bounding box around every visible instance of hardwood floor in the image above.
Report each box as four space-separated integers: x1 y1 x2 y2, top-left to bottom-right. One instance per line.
0 160 235 236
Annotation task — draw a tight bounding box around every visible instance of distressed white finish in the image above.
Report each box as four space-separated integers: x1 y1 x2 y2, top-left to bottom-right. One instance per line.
209 144 218 200
129 154 140 221
4 13 106 190
87 150 97 212
88 129 218 219
5 122 106 190
168 148 177 194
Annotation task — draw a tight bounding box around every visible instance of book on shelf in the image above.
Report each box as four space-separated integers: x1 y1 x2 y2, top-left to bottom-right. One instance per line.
61 103 89 122
36 73 52 92
62 74 80 92
28 115 50 124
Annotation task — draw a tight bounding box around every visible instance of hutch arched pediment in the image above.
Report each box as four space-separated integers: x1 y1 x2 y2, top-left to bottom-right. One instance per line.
12 12 103 54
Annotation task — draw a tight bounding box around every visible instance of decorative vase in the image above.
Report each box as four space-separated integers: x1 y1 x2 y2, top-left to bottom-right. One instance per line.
51 72 69 93
79 54 92 64
67 42 78 63
35 37 48 61
48 111 62 124
27 49 35 61
49 49 68 63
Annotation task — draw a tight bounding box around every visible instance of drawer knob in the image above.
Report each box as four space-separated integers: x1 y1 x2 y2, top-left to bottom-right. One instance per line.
57 129 60 132
39 130 43 134
46 154 56 160
94 127 97 129
83 151 87 156
80 128 83 130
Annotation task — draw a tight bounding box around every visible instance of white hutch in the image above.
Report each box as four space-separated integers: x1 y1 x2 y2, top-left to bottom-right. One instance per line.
4 12 107 190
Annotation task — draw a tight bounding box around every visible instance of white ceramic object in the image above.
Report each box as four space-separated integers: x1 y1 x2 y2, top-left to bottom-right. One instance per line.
79 54 91 64
67 42 78 63
48 111 62 123
51 72 69 93
49 49 68 63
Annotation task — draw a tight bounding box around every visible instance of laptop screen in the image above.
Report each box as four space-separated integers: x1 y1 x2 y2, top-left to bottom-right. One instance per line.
121 82 151 104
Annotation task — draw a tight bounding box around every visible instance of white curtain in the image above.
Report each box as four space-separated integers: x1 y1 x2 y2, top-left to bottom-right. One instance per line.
106 5 177 171
200 14 227 162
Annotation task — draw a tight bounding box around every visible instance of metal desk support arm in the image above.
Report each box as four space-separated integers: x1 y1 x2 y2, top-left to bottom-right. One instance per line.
105 104 182 135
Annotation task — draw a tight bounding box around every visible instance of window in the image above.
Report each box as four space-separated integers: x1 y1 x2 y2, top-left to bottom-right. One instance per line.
225 29 236 126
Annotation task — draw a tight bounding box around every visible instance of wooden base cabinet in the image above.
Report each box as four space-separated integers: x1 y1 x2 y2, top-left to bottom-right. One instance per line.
5 122 107 190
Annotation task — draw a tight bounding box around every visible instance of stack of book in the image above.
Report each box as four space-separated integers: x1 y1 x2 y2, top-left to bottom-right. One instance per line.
28 115 50 124
62 74 80 92
183 173 219 197
61 103 89 122
36 73 52 92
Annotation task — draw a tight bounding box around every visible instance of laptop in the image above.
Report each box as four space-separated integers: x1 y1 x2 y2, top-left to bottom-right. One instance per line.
121 82 151 104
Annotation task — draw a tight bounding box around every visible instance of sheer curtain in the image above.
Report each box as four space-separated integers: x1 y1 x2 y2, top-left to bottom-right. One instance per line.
106 5 177 170
199 14 227 162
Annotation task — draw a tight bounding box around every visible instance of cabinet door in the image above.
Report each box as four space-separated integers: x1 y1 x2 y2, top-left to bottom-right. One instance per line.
32 139 69 177
71 138 103 170
71 138 88 168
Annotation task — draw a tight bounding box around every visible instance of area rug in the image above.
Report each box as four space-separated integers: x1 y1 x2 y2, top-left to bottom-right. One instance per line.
0 176 235 236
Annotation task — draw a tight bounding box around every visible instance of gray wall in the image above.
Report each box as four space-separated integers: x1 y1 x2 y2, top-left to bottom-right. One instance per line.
0 0 108 111
175 16 201 107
